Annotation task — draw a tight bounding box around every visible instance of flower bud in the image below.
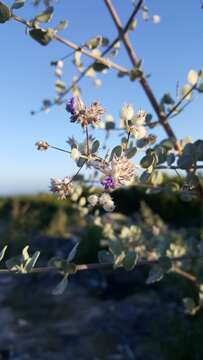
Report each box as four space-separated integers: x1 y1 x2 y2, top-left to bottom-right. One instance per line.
120 104 134 121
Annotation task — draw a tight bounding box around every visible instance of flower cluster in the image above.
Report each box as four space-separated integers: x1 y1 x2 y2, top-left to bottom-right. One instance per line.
50 177 73 200
66 96 105 127
100 155 136 190
120 104 147 140
88 193 115 212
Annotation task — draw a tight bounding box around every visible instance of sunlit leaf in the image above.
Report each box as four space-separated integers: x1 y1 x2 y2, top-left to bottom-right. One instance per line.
187 69 198 85
35 6 54 23
11 0 25 9
0 246 7 262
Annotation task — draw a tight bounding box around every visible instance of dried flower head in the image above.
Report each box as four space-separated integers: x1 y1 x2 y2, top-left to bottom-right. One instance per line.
101 155 135 189
50 177 73 200
35 141 49 151
66 96 105 127
86 101 105 127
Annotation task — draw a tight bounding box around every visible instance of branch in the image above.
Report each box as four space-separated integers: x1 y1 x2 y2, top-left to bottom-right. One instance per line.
103 0 182 153
12 15 128 75
0 254 199 283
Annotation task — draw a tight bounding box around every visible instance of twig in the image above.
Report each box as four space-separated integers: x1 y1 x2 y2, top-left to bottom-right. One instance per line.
173 266 196 283
85 126 90 155
156 165 203 170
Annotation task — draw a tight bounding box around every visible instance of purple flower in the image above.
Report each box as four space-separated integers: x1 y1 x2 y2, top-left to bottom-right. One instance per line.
66 97 76 115
101 176 116 191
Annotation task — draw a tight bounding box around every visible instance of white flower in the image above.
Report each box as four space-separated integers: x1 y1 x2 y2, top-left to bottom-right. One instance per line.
50 177 73 200
103 201 115 212
71 148 80 160
99 193 115 212
99 193 112 205
35 141 49 151
57 60 64 69
132 109 147 126
129 125 147 140
152 15 160 24
88 194 99 207
120 104 134 121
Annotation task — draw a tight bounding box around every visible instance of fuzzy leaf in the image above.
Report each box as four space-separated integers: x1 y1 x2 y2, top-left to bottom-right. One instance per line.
52 276 68 296
123 251 138 271
126 146 137 159
55 20 68 31
11 0 25 9
110 145 122 160
0 1 11 23
24 251 40 272
92 140 100 153
67 243 80 263
92 62 109 72
35 6 54 23
29 28 54 46
0 246 7 262
146 265 164 284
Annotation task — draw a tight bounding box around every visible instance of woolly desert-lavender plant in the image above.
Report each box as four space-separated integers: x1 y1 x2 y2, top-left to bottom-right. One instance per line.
0 0 203 310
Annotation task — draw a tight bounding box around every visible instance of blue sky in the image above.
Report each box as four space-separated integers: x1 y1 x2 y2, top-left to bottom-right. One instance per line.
0 0 203 195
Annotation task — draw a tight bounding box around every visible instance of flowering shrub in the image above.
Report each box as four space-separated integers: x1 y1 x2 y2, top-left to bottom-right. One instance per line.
0 0 203 311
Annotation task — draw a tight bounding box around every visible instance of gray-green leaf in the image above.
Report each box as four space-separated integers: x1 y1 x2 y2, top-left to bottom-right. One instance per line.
52 276 68 296
0 1 11 23
35 6 54 23
0 246 7 262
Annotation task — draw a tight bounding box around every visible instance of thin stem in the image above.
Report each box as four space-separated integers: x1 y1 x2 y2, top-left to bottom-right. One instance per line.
126 131 131 150
54 34 128 74
173 266 196 283
166 82 197 119
156 165 203 170
70 160 87 183
85 126 90 155
49 145 70 154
